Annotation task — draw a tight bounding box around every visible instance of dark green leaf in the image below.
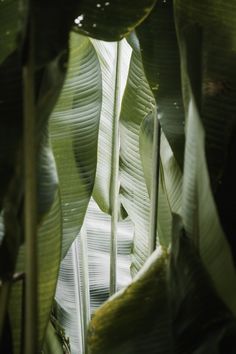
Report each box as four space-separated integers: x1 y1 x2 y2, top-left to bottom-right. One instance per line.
74 0 157 41
174 0 236 261
0 0 26 64
170 214 236 354
136 0 185 169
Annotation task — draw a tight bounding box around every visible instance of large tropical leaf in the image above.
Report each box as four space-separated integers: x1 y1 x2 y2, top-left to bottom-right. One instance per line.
181 97 236 314
9 151 62 353
43 317 70 354
87 214 236 354
170 215 236 354
74 0 157 41
0 23 69 353
49 32 102 257
91 39 131 215
87 246 170 354
174 0 236 262
55 198 133 354
139 114 182 249
136 0 185 170
119 39 155 275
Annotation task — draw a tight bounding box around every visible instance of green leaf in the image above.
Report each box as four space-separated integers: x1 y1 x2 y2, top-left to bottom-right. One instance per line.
119 41 155 275
136 0 185 169
91 39 131 215
87 246 170 354
74 0 157 41
139 114 174 249
0 45 68 352
50 32 102 258
174 0 236 261
0 43 67 278
170 214 236 354
55 198 133 354
9 163 62 353
42 316 70 354
87 214 236 354
181 96 236 314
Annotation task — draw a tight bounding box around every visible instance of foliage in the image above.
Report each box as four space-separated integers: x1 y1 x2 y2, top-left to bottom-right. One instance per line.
0 0 236 353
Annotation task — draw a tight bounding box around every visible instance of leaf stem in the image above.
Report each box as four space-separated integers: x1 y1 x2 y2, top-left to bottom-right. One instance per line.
109 41 122 296
0 281 11 342
149 114 161 255
79 224 90 354
72 238 84 354
23 9 38 354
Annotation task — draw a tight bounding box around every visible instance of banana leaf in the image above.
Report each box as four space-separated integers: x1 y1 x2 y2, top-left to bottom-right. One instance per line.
181 96 236 314
136 0 185 170
74 0 157 41
49 32 102 258
55 198 133 354
170 215 236 354
119 38 155 275
87 246 170 354
139 113 182 248
0 24 68 354
87 214 236 354
91 39 131 215
174 0 236 263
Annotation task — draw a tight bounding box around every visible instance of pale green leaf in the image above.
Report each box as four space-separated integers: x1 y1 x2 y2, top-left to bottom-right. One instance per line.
50 32 102 257
119 42 155 275
55 198 133 354
91 39 131 215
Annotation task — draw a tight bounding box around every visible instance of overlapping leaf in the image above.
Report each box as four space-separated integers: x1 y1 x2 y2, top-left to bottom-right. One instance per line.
87 215 236 354
74 0 157 41
55 198 133 354
49 32 102 257
174 0 236 262
136 0 185 170
87 246 170 354
119 40 155 275
139 114 181 248
181 97 236 314
9 145 62 353
91 39 131 215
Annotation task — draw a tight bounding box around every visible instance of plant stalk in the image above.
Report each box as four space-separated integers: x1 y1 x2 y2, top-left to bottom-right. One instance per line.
0 281 11 342
23 12 38 354
109 41 122 296
79 224 90 354
149 114 161 255
72 238 84 354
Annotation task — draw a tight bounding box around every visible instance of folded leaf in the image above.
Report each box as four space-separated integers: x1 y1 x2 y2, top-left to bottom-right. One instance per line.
87 246 171 354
